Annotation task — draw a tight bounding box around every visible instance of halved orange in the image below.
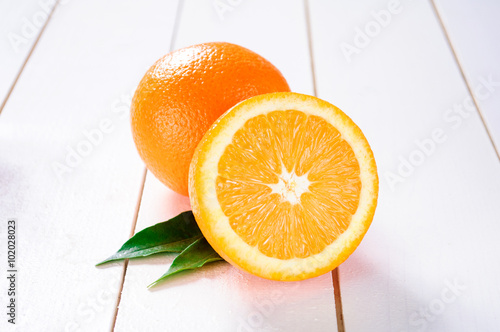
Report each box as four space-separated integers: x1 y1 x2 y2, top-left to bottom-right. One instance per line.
189 92 378 281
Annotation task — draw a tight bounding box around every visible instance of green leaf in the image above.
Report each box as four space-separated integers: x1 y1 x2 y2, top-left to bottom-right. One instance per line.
148 237 223 288
96 211 203 266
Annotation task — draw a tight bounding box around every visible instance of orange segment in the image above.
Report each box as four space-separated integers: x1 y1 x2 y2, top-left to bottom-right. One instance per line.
189 92 378 281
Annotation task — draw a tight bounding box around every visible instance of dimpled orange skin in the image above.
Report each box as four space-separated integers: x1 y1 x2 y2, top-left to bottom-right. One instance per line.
131 42 291 196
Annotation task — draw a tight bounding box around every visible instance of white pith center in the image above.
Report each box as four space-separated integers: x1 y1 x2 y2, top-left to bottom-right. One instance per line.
267 168 311 205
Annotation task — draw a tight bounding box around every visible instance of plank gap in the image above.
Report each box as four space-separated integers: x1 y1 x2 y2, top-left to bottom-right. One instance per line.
332 268 346 332
168 0 185 52
110 168 147 332
304 0 318 97
130 168 148 238
109 259 129 332
430 0 500 162
0 0 60 116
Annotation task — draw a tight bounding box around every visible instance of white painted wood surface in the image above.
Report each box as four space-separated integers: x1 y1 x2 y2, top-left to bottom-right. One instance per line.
309 0 500 331
0 0 56 107
115 175 336 332
433 0 500 154
114 1 338 331
1 0 500 331
0 0 179 331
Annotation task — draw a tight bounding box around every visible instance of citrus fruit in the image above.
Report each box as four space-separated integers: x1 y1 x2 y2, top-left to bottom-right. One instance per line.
189 92 378 281
131 42 290 196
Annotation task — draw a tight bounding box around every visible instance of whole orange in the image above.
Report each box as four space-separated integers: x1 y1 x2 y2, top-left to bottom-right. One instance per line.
131 42 290 196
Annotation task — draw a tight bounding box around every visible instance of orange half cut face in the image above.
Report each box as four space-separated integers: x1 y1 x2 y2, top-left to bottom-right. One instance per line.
190 92 378 281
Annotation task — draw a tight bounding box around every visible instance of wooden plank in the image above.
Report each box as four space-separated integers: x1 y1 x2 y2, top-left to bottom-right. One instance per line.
0 0 179 331
432 0 500 155
115 0 338 331
308 0 500 331
172 0 314 95
116 174 336 332
0 0 56 108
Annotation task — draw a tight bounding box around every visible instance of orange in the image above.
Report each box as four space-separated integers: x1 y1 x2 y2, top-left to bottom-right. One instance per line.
131 42 290 196
189 92 378 281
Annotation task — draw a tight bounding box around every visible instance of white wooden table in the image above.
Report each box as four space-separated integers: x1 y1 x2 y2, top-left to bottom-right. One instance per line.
1 0 499 331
